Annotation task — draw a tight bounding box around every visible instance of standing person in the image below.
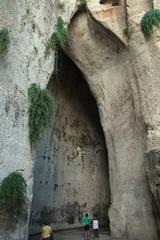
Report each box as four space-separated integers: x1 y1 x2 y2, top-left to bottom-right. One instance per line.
83 213 91 240
92 215 99 239
41 222 53 240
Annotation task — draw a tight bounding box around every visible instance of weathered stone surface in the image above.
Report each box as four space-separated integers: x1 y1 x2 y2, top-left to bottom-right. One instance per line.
0 0 56 239
127 3 160 235
65 2 159 239
87 0 127 45
29 52 110 234
145 150 160 210
154 0 160 7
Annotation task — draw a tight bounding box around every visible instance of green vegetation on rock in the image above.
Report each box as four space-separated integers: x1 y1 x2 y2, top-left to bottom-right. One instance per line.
0 28 10 55
28 83 56 145
0 171 26 211
123 27 129 37
47 16 69 50
141 9 160 36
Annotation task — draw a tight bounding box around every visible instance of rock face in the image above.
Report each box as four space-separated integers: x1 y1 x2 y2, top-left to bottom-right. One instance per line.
1 0 160 239
87 0 127 45
29 52 110 234
0 0 56 239
64 1 160 239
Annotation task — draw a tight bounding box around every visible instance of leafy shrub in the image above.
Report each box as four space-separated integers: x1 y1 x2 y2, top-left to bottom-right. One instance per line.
28 83 56 144
141 9 160 36
123 27 129 36
47 16 69 50
0 28 10 55
0 171 27 211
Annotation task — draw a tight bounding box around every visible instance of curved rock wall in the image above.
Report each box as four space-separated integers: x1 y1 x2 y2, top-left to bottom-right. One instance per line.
30 52 110 234
127 0 160 233
65 1 160 239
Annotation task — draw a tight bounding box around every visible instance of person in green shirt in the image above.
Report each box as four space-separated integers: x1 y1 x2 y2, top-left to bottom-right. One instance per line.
83 213 91 240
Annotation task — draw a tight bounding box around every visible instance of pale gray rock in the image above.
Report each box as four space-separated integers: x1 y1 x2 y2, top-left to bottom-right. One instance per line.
0 0 56 239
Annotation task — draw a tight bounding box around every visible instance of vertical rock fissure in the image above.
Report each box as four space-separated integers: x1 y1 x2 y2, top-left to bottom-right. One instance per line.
29 50 111 235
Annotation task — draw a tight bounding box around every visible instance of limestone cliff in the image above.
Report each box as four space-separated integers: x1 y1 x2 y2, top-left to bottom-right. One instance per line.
1 0 160 240
0 0 56 239
64 1 160 239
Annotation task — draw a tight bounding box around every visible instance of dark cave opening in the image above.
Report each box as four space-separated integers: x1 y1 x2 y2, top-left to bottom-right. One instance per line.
29 51 111 235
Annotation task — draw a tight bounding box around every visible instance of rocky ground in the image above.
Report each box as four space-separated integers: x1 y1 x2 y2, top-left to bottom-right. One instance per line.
29 229 126 240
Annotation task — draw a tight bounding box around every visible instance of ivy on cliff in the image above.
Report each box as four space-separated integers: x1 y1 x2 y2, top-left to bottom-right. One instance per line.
0 171 27 211
141 9 160 36
0 28 10 55
47 17 69 82
47 16 69 50
28 83 56 145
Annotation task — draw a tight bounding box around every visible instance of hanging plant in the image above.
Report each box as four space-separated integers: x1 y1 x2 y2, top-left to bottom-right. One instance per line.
141 9 160 37
28 83 56 145
123 27 129 37
47 17 69 83
0 28 10 55
47 16 69 50
0 171 27 211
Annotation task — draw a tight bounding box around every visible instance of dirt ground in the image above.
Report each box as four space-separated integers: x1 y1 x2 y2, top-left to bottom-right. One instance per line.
29 229 126 240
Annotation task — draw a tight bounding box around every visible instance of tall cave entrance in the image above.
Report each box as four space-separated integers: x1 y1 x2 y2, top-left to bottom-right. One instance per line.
29 51 110 234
